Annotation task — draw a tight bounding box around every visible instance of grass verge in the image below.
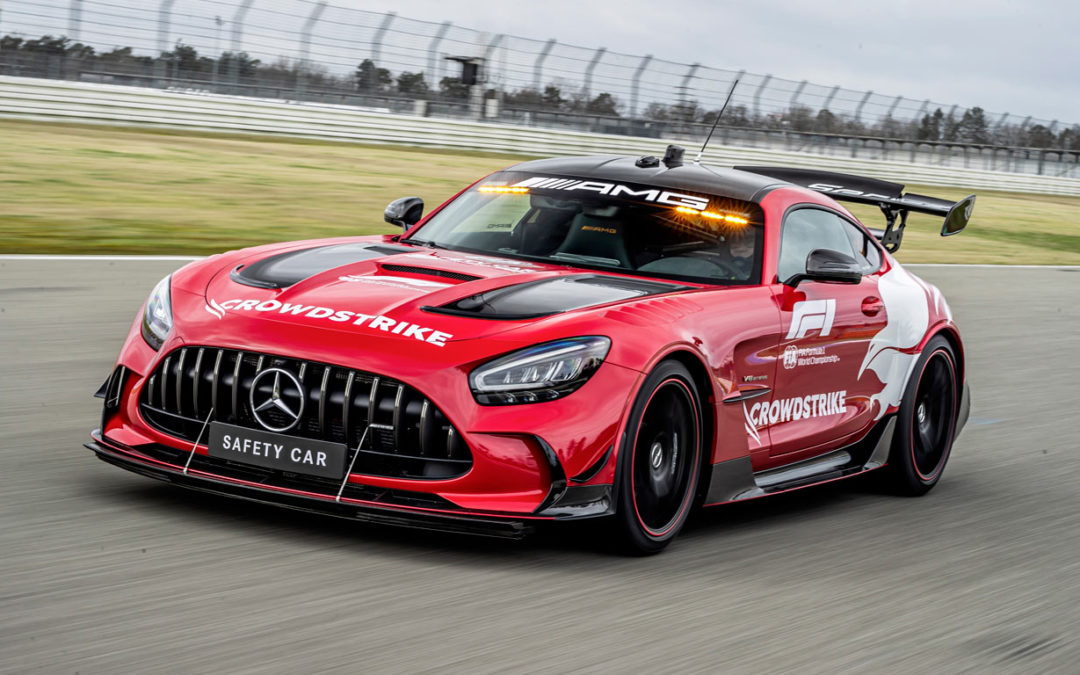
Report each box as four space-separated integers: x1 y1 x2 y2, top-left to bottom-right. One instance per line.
1 119 1078 264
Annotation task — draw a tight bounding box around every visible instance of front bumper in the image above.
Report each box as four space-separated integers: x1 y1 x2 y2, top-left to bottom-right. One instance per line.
88 430 612 538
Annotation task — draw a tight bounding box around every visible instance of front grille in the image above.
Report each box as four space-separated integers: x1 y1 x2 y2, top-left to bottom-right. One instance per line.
139 347 471 480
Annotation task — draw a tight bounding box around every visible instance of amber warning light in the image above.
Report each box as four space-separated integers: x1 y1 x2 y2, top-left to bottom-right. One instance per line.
675 206 749 225
477 185 530 194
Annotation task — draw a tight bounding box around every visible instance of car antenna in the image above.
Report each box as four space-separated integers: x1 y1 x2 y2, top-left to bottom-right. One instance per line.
693 77 740 165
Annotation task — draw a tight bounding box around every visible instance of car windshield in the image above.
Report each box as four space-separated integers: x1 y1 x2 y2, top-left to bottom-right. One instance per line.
406 171 765 285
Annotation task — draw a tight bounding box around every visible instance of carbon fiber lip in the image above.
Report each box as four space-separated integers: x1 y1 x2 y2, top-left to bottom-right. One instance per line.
87 433 534 540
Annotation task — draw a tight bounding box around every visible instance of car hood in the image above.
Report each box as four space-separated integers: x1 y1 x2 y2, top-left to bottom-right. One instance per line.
197 241 693 345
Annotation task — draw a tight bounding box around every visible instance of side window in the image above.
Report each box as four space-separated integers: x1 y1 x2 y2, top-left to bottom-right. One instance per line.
843 222 883 273
777 208 857 283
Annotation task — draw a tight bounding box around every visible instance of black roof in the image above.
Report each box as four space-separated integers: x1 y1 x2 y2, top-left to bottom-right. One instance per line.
505 155 787 203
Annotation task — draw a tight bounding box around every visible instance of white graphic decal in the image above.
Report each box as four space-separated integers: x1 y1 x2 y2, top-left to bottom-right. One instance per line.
399 253 538 275
786 299 836 339
337 275 451 290
858 262 951 419
213 298 454 346
204 298 226 319
743 402 761 446
747 390 847 429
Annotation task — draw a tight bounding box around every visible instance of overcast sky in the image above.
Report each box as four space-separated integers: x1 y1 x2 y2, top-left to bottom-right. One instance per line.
349 0 1077 123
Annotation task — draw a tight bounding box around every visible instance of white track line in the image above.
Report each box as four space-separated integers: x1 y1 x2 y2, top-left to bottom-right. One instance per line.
0 255 1077 269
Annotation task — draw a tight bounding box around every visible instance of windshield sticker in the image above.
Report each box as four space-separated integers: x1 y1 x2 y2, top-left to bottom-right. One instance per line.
510 176 710 210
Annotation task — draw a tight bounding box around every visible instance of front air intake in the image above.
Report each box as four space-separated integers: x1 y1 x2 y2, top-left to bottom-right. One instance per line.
139 347 471 480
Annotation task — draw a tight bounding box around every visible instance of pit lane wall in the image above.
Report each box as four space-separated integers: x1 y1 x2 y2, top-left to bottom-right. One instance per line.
3 76 1078 197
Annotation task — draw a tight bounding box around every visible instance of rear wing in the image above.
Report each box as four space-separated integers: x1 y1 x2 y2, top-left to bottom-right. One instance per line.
734 166 975 252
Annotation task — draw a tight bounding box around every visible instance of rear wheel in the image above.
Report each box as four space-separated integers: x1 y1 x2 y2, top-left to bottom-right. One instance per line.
614 361 702 554
883 336 958 496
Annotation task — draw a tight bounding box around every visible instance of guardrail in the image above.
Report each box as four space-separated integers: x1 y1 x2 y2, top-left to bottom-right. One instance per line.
3 76 1079 197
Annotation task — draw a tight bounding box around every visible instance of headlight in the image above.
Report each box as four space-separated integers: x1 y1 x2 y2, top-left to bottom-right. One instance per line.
141 275 173 350
469 336 610 405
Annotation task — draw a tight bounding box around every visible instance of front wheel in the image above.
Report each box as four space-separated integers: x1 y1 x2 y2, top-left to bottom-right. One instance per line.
614 361 703 554
883 336 959 496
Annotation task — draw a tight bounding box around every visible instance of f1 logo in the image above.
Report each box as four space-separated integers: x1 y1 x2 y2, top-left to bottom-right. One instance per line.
785 299 836 339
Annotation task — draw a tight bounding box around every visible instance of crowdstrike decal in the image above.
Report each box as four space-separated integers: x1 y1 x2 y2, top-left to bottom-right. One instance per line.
782 344 840 370
786 299 836 339
208 298 454 346
747 390 847 429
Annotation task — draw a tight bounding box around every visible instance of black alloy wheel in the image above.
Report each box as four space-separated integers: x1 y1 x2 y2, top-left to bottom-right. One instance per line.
885 336 958 496
615 361 702 554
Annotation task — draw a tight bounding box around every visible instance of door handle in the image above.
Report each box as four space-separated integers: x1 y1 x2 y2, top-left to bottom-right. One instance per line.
861 296 884 316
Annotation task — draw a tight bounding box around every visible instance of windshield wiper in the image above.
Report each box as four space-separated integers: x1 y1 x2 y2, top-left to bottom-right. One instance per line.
402 238 438 248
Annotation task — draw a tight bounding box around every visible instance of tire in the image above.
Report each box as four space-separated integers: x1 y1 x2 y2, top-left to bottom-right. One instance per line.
614 361 703 554
883 335 959 496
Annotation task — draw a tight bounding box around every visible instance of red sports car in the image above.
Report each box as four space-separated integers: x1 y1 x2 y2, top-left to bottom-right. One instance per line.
90 146 973 553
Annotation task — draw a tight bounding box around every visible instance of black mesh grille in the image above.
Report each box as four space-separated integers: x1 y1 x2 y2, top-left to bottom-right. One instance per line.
139 347 471 480
381 264 482 282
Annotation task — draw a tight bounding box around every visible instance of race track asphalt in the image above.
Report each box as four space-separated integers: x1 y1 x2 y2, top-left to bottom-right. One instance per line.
1 259 1078 673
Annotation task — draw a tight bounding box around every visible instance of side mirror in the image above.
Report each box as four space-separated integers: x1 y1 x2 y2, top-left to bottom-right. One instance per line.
786 249 863 286
384 197 424 230
941 194 975 236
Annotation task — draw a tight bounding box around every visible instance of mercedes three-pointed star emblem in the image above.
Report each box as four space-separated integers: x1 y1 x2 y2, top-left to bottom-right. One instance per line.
249 368 305 432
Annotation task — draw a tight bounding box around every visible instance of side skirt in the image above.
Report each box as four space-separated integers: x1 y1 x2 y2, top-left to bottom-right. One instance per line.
703 416 895 506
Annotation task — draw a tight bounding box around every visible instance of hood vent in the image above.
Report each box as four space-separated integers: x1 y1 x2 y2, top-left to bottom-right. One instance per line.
381 264 482 283
424 274 690 320
232 243 413 289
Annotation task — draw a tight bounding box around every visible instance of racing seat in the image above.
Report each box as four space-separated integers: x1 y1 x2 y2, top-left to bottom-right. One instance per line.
517 206 579 256
552 210 632 268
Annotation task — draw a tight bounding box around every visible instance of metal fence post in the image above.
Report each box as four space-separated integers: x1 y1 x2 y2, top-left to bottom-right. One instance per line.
533 38 555 91
789 80 806 110
482 33 503 80
630 54 651 118
68 0 82 41
916 99 930 119
678 63 699 120
854 90 873 125
583 47 605 100
886 95 901 118
426 21 451 88
297 0 327 97
821 85 839 113
478 34 503 118
753 75 771 119
229 0 255 86
155 0 176 85
371 12 395 68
